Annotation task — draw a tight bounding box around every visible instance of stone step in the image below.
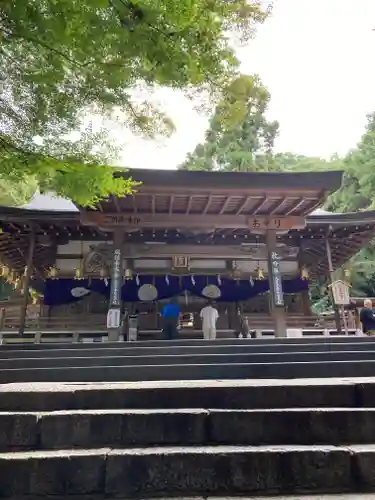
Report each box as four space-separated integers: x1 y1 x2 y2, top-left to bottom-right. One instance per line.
2 341 375 359
3 349 375 370
232 496 375 499
0 335 372 351
0 378 369 412
3 408 375 451
0 444 374 497
3 359 375 383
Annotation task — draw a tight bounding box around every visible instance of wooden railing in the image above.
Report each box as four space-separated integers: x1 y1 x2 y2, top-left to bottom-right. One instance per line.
0 310 107 332
0 306 359 345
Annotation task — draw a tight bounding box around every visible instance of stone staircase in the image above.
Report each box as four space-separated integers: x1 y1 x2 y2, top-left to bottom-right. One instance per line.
1 336 375 383
1 377 375 497
1 337 375 498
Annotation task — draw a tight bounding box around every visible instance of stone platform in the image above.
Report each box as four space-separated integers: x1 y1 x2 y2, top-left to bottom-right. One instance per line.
1 336 375 383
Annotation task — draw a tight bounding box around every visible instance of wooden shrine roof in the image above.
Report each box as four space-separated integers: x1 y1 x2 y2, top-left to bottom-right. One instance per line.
0 168 370 276
99 168 343 217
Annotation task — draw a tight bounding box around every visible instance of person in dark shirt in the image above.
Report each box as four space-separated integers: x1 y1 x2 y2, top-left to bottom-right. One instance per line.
160 300 181 340
360 299 375 335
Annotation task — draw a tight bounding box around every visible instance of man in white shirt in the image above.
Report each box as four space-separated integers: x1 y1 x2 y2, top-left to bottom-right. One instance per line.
200 302 219 340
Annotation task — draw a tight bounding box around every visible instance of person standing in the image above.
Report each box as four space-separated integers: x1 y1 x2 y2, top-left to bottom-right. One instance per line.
360 299 375 335
161 299 181 340
200 301 219 340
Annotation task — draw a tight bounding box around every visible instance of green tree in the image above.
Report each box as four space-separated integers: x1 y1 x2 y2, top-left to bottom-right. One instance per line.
0 0 271 206
180 75 279 171
0 176 37 206
272 152 343 173
327 112 375 213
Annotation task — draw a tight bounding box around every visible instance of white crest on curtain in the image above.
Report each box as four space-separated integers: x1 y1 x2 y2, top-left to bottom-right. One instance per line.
138 284 158 301
202 285 221 299
71 287 90 298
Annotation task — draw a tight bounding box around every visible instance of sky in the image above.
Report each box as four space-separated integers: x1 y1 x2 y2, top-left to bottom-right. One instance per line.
115 0 375 170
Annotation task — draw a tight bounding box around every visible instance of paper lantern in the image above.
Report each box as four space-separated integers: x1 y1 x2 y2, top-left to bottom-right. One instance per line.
74 268 82 280
301 267 309 280
254 267 265 280
124 268 133 280
48 266 58 279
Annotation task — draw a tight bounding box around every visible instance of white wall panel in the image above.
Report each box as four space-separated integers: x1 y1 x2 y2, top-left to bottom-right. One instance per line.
57 241 106 255
190 260 226 269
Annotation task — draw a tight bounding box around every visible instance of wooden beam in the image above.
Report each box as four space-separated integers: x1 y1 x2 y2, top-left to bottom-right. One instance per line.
235 196 251 215
203 195 213 215
253 197 269 215
81 212 306 231
168 195 174 215
306 191 327 213
152 195 156 215
113 197 121 213
270 197 287 215
132 195 138 214
286 198 305 215
219 196 233 215
186 195 194 215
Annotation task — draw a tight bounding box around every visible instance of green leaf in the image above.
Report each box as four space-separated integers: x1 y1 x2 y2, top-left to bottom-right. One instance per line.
0 0 271 205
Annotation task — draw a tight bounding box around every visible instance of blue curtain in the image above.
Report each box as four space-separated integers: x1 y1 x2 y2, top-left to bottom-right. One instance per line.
43 275 309 306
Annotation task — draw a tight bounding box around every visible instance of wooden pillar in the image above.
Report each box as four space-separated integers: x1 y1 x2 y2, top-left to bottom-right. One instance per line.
266 230 287 337
325 235 342 333
19 228 36 336
107 229 123 342
298 260 312 315
300 290 312 315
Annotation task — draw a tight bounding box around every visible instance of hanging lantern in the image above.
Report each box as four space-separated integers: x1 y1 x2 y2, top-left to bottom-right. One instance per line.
255 267 265 280
74 267 83 280
344 268 351 284
124 268 133 280
232 268 241 281
13 277 21 290
48 266 58 279
0 265 9 278
29 288 38 305
7 271 15 284
99 266 107 280
75 240 85 281
301 267 309 281
23 266 28 277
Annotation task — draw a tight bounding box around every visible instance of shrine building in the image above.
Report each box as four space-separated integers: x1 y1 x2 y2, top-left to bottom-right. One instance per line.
0 168 375 341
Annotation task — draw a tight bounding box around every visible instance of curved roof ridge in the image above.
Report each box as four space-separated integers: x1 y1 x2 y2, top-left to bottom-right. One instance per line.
20 192 78 212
